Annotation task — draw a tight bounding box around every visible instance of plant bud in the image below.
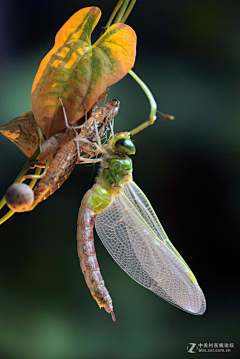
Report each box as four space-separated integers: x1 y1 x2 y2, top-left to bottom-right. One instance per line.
6 183 34 212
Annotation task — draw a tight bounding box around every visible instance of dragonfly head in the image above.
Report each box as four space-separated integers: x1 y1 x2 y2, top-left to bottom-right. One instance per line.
108 132 136 155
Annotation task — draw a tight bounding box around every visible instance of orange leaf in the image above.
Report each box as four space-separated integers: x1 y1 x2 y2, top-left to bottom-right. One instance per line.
31 7 136 138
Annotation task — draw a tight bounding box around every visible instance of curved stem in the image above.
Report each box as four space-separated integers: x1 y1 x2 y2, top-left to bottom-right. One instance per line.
106 0 124 28
113 0 131 24
0 197 6 211
0 209 15 225
128 70 157 136
20 159 50 183
121 0 137 23
28 167 42 189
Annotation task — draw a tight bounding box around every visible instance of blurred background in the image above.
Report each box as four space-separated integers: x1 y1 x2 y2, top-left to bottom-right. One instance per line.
0 0 240 358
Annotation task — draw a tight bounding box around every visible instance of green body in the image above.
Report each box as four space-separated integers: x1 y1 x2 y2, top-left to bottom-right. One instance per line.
86 154 133 213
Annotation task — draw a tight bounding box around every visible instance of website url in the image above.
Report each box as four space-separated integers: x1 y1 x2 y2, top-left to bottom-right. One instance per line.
198 349 232 353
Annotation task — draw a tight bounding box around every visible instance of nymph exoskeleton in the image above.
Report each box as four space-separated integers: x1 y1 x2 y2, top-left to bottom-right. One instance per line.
30 99 120 209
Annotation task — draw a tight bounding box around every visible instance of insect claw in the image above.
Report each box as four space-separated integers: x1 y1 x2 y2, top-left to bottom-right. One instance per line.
111 311 116 322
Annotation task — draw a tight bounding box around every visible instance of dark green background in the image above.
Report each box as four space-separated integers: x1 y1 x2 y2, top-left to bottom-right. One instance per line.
0 1 239 358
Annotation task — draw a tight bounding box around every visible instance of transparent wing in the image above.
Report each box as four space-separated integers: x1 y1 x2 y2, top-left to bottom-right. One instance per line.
95 182 206 315
124 181 191 270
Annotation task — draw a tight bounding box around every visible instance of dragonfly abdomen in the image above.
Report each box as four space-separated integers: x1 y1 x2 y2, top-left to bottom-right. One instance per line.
77 188 115 321
76 135 135 320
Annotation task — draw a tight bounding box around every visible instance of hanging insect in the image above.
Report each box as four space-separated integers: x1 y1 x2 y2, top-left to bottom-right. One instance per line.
61 109 206 321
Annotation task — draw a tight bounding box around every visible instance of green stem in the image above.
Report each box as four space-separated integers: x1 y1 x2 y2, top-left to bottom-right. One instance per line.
113 0 131 24
128 70 157 136
37 126 45 145
121 0 137 23
14 147 40 183
20 159 50 183
106 0 124 28
0 209 15 225
0 147 40 211
28 167 42 189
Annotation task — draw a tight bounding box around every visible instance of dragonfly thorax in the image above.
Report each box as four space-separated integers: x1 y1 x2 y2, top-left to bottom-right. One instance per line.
99 154 133 191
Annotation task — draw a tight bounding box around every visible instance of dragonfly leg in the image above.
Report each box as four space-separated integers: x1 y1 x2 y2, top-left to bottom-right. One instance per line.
73 138 101 164
78 157 102 164
83 101 88 125
93 118 107 154
109 118 115 137
58 97 90 161
103 87 109 105
58 96 84 130
76 140 82 161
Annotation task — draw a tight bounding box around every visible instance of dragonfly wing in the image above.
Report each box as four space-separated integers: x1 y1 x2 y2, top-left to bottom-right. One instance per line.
124 181 191 270
95 182 206 315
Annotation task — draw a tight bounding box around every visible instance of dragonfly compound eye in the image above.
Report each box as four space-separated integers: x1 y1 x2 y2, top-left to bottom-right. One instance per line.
115 138 136 155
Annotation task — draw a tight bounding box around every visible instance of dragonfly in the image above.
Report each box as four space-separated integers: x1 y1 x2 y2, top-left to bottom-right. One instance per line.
77 126 206 321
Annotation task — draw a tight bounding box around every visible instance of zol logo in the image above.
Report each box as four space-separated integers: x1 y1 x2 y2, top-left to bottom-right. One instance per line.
187 343 198 354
